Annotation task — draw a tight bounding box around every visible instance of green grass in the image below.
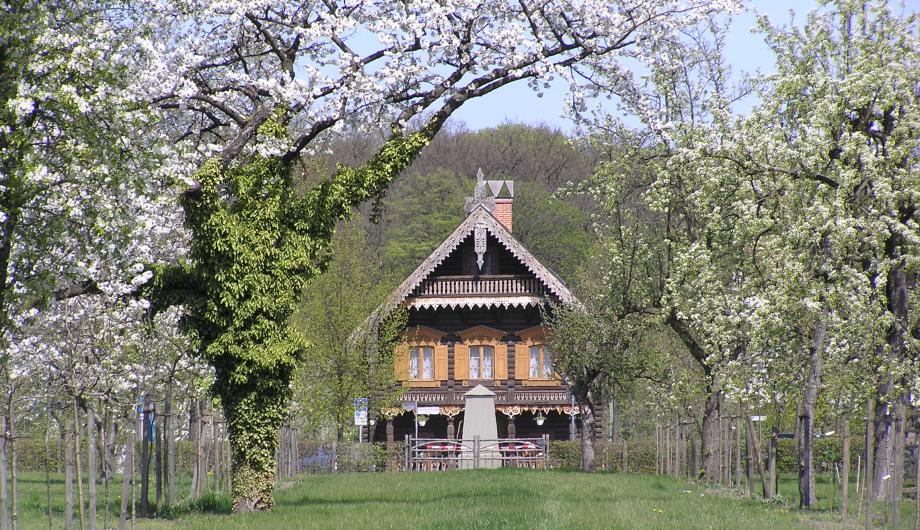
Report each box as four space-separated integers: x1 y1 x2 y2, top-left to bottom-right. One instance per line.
15 469 918 529
14 470 195 530
142 470 842 529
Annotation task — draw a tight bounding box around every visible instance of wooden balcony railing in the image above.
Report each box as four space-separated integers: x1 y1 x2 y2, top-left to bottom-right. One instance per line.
414 275 546 298
404 389 570 405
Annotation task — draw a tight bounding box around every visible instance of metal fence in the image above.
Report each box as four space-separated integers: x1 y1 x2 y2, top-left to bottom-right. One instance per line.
405 435 549 471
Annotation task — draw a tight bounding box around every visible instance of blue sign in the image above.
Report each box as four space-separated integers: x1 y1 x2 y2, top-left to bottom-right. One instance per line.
354 398 368 426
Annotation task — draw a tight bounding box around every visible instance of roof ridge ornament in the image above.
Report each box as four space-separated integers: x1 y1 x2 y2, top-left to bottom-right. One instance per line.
474 220 487 271
464 168 495 215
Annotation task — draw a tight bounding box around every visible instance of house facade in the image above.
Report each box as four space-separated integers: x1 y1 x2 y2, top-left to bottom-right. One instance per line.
369 172 604 443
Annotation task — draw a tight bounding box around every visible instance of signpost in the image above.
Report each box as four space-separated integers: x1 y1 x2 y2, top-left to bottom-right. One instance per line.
354 398 368 442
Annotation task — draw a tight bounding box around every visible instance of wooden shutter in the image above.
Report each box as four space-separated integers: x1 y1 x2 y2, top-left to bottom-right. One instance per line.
515 344 530 381
434 344 448 381
454 343 469 380
495 343 508 380
394 343 410 381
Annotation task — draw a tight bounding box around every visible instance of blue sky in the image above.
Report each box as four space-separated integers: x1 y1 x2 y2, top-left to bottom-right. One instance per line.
450 0 821 131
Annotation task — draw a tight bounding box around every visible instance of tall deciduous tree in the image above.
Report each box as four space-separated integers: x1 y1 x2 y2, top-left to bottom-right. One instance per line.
725 1 919 502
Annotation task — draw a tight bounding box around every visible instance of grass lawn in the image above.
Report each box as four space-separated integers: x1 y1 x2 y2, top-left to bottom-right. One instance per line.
140 470 843 530
15 468 917 529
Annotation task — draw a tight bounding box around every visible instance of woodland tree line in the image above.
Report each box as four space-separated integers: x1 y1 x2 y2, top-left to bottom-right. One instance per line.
0 0 916 528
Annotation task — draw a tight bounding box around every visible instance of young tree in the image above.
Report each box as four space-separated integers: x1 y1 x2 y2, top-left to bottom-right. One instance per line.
293 221 404 441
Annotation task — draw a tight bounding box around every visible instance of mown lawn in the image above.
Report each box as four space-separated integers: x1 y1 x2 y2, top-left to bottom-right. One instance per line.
16 468 916 529
141 470 840 530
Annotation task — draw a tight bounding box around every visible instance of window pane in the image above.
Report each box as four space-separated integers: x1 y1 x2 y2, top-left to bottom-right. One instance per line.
529 346 540 378
469 346 480 379
542 349 553 378
483 346 494 379
410 347 419 379
422 347 433 379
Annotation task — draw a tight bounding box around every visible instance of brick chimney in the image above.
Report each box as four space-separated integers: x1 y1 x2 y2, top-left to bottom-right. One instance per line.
493 197 513 232
465 170 513 232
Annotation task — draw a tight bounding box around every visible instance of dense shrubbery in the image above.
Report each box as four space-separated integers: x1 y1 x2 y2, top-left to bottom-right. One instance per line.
547 440 656 473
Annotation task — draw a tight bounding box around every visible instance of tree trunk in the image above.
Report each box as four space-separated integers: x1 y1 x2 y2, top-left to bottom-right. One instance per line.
579 398 597 472
744 416 754 497
799 319 825 509
892 399 905 530
667 312 719 483
44 407 52 530
73 402 85 530
767 409 779 499
622 437 628 474
1 416 9 530
9 407 17 530
689 426 697 479
744 412 768 498
155 406 162 509
86 402 97 530
223 385 288 512
699 383 722 482
118 408 133 530
164 390 176 508
865 398 875 529
734 413 741 488
188 399 199 441
65 418 74 530
841 418 850 525
139 401 151 516
211 413 219 490
190 410 201 499
872 392 893 501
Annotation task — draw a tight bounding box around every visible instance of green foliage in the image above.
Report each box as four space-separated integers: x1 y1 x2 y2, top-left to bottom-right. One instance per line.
162 490 233 517
152 126 431 509
512 183 591 281
292 220 406 440
372 169 468 280
548 440 656 473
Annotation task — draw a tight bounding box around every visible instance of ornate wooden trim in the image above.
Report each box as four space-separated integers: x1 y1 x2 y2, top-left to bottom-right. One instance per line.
379 206 576 313
402 325 446 343
405 380 440 388
516 325 545 343
457 324 505 341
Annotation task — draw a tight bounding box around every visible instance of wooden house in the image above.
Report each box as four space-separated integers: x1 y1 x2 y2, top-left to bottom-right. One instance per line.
369 171 604 442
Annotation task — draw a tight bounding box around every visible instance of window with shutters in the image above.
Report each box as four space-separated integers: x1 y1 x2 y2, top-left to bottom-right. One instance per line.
409 346 434 380
469 345 494 379
528 345 553 379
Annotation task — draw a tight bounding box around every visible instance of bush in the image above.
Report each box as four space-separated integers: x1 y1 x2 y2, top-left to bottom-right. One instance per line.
775 436 864 474
547 439 656 473
161 490 232 517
